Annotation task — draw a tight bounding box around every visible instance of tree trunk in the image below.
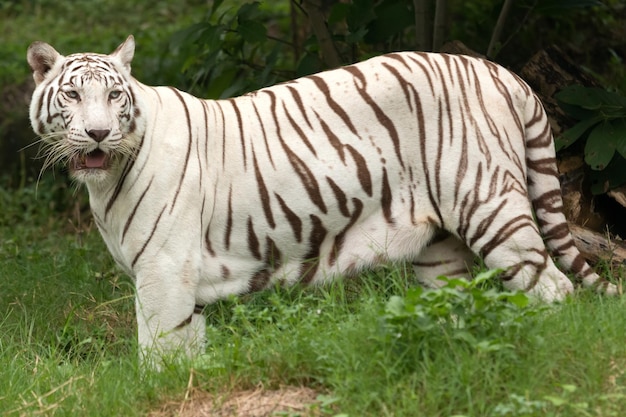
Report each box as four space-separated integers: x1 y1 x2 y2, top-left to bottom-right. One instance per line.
432 0 447 51
301 0 341 68
413 0 432 51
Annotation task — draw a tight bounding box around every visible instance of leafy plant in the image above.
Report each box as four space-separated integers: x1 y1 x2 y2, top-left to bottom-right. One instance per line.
380 270 544 358
555 85 626 194
169 1 289 99
492 383 626 417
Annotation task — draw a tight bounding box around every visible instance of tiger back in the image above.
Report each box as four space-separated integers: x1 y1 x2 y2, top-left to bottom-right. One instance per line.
27 35 616 366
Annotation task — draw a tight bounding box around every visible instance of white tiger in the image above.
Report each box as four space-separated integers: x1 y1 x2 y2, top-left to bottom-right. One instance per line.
27 35 616 366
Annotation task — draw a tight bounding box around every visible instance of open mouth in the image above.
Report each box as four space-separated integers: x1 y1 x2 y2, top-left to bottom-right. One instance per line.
71 149 110 171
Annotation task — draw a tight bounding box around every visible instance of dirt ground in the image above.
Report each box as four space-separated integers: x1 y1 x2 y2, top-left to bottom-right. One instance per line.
149 386 322 417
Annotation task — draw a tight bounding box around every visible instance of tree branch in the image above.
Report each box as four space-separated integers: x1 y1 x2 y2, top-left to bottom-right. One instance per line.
301 0 341 68
487 0 514 58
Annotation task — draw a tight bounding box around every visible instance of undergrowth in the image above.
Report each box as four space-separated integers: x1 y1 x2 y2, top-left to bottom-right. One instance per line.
2 177 626 416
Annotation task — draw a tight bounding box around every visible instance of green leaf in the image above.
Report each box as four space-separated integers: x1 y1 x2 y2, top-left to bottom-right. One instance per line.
536 0 603 15
585 122 617 170
506 292 530 308
561 384 578 393
557 101 597 121
543 395 568 407
200 24 226 50
588 154 626 194
557 86 626 116
296 52 324 77
452 330 477 345
346 26 369 44
204 67 237 99
555 115 603 151
170 22 211 52
346 0 376 32
236 2 262 20
440 277 471 289
539 0 603 8
365 0 415 43
475 340 515 352
209 0 225 18
385 295 407 317
613 119 626 160
237 20 267 43
472 269 503 286
329 2 350 25
556 86 605 110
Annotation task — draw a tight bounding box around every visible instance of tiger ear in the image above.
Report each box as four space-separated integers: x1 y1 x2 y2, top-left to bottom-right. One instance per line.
27 41 62 85
111 35 135 72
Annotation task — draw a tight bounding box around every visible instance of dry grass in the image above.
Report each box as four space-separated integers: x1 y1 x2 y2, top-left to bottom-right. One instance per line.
149 385 321 417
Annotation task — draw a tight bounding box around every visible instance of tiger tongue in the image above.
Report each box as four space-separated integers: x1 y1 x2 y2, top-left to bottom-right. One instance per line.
85 150 107 168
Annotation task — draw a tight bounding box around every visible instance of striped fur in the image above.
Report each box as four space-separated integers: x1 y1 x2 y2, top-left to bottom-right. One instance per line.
28 36 616 365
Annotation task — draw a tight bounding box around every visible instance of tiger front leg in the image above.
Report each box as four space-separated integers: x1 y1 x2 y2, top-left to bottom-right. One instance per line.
134 274 206 369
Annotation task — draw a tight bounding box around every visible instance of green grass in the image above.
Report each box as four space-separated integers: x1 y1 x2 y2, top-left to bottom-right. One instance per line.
2 178 626 416
4 1 626 415
0 0 209 87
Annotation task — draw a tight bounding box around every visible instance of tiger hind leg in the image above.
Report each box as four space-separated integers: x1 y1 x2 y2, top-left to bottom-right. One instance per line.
463 195 575 301
412 231 475 288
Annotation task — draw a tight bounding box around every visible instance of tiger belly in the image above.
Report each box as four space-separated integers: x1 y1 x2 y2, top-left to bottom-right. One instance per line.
195 199 439 304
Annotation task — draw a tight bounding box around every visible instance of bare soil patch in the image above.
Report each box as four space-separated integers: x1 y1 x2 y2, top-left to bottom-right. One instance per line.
149 385 322 417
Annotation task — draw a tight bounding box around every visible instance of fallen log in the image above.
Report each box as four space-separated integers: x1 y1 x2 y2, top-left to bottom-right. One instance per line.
569 222 626 266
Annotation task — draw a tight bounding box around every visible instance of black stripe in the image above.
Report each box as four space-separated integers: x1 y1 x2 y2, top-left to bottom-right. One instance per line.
381 61 413 112
105 156 135 216
308 75 358 136
343 65 405 169
247 216 261 260
224 186 233 250
344 144 373 197
253 150 275 228
326 176 350 217
286 85 313 129
276 135 327 214
412 85 444 226
315 111 346 162
275 192 302 242
480 215 536 258
283 101 317 156
381 167 394 224
252 101 275 168
228 98 247 170
202 195 216 257
168 87 193 215
131 205 167 268
121 177 154 244
329 198 363 266
300 214 327 284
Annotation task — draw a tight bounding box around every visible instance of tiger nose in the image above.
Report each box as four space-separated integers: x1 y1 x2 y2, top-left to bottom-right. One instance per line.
86 129 111 142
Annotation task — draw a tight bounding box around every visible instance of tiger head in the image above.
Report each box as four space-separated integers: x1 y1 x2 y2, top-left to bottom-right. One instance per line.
27 35 144 184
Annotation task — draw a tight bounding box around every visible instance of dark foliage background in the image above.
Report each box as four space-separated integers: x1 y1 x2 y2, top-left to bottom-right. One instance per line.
1 0 624 192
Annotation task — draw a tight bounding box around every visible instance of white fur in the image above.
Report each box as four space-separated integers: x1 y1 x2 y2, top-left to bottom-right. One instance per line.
28 36 614 367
